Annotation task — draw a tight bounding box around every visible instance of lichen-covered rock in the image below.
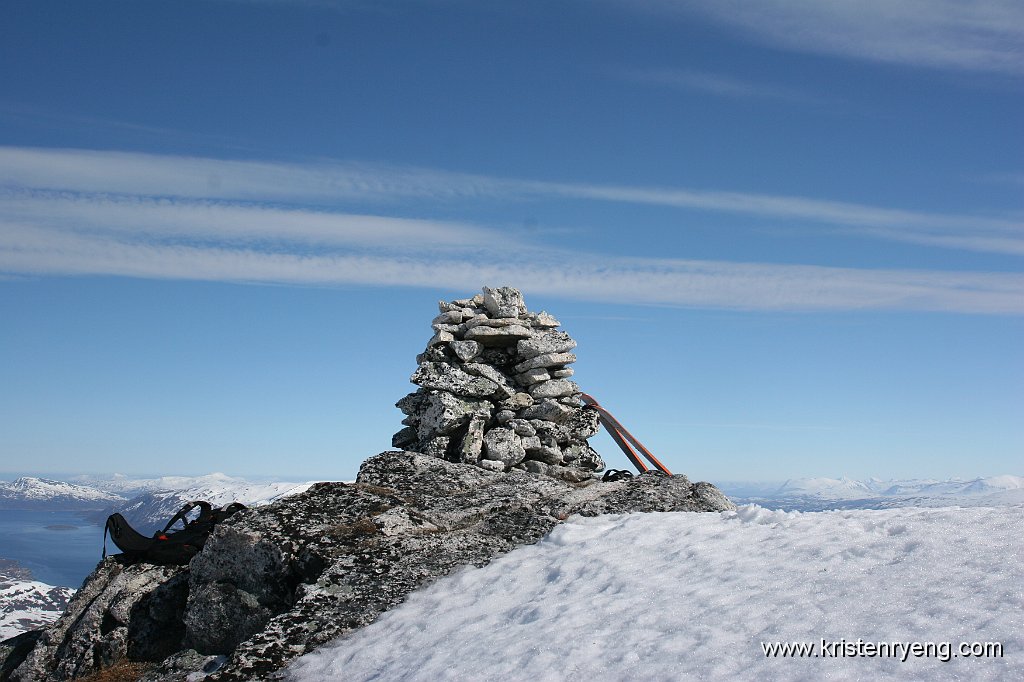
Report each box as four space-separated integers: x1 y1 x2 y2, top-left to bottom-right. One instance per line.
528 379 578 399
459 415 487 465
411 362 498 398
6 559 186 681
482 427 527 467
414 390 492 439
4 452 734 682
517 330 577 359
482 286 527 318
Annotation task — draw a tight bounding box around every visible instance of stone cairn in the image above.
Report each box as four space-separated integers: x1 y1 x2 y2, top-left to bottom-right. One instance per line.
392 287 605 482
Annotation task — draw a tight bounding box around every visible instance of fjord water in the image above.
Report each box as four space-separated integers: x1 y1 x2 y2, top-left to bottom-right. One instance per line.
0 510 103 587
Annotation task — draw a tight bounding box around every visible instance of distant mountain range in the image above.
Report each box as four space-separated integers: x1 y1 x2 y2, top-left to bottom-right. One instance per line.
81 473 317 533
3 471 1021 518
716 475 1024 511
0 478 126 511
0 472 315 524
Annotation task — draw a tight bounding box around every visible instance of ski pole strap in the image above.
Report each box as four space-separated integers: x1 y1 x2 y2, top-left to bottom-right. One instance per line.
162 501 213 534
581 393 673 476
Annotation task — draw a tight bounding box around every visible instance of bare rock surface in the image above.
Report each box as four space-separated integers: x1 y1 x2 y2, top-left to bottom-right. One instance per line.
3 452 733 681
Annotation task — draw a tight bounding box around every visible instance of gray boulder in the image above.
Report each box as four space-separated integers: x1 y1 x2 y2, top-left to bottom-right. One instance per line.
411 362 499 399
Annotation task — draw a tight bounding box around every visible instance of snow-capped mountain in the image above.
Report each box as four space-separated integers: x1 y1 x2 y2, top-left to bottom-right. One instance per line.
89 474 316 533
70 472 304 497
0 561 74 640
773 476 877 499
0 478 126 511
718 474 1024 511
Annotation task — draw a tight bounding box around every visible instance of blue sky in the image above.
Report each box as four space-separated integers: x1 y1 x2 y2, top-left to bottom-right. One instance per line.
1 0 1021 482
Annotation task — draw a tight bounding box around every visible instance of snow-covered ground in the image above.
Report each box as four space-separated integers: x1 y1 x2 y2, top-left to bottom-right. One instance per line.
0 569 74 640
288 504 1023 681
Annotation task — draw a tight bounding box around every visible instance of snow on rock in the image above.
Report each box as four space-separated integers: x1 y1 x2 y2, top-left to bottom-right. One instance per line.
288 504 1024 682
0 564 74 640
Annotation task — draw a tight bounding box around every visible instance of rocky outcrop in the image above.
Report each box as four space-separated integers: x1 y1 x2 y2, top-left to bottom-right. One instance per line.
393 287 605 481
3 451 734 681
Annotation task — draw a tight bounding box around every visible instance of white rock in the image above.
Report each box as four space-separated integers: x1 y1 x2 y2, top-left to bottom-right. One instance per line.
461 363 515 399
483 428 527 467
517 368 550 386
528 380 577 399
482 287 527 318
532 311 560 328
416 391 491 439
520 436 542 451
450 340 482 362
464 325 533 346
500 393 534 410
477 459 504 472
520 399 573 423
508 419 536 437
432 311 464 325
460 416 487 465
427 331 454 347
513 352 577 374
422 436 450 458
463 317 526 329
517 331 576 360
411 362 499 398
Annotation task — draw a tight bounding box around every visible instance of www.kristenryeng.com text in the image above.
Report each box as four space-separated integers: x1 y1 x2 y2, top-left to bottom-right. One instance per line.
761 639 1003 663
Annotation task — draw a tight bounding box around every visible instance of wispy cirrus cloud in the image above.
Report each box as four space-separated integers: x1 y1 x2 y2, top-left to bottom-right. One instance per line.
622 0 1024 75
2 146 1022 314
2 221 1022 314
3 147 1022 257
2 195 1022 315
0 191 507 252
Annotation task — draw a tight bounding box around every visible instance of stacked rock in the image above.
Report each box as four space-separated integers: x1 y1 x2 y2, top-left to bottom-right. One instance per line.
392 287 604 482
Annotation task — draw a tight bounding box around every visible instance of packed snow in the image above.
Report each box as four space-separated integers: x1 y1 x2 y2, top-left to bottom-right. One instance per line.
288 504 1022 681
